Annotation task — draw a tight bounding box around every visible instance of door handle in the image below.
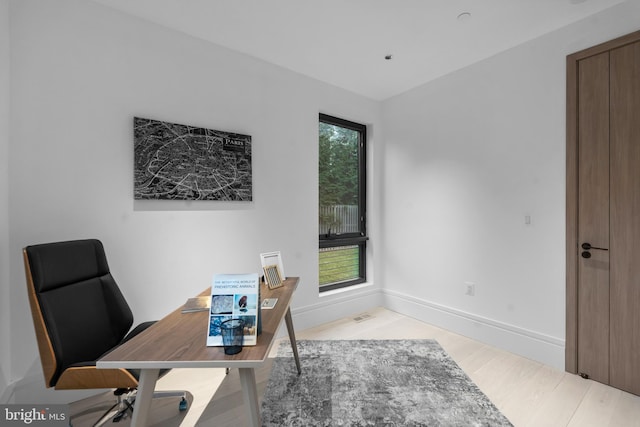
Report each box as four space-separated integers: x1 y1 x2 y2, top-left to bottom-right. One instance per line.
581 242 608 251
581 242 608 258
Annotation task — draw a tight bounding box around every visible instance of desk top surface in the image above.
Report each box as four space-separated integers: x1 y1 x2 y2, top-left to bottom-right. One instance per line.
98 277 299 369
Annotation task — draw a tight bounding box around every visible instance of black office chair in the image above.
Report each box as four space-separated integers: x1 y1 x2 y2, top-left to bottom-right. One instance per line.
23 239 186 425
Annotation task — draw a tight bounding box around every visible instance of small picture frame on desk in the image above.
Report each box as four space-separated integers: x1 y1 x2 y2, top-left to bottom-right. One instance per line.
263 264 284 289
260 251 285 279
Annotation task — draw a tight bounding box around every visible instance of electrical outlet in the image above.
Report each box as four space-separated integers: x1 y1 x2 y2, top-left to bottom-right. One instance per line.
464 282 475 296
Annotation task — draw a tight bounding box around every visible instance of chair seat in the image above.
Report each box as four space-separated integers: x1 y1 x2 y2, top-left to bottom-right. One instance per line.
56 320 170 389
55 366 138 390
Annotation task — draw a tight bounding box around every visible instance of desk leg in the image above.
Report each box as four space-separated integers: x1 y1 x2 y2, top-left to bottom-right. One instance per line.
238 368 261 427
284 307 301 375
130 368 160 427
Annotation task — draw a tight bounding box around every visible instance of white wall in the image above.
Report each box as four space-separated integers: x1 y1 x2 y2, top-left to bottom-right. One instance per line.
7 0 382 402
0 0 11 402
381 0 640 370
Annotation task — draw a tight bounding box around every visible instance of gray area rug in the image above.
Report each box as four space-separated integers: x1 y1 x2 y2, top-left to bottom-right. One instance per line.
261 340 512 427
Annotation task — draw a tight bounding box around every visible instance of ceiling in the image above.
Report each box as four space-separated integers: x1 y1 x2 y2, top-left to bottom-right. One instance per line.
90 0 626 100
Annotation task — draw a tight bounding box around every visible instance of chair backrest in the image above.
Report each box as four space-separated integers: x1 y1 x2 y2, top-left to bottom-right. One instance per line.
23 239 134 388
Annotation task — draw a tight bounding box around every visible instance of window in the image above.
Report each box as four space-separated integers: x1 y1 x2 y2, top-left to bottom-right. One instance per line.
319 113 367 292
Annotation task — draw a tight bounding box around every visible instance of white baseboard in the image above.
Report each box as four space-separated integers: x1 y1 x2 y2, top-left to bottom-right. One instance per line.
289 287 565 370
382 289 565 371
289 285 384 334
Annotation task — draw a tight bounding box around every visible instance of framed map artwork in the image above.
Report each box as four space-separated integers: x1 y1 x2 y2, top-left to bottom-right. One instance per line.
134 117 252 201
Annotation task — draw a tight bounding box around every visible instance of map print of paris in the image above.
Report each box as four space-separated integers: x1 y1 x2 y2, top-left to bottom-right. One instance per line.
134 117 252 201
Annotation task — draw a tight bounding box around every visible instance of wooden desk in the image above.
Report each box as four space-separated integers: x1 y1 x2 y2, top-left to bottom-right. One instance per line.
98 277 300 427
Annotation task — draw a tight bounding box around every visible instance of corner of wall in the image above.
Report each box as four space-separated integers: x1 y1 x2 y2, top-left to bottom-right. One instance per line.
0 373 11 404
1 0 12 399
292 286 384 332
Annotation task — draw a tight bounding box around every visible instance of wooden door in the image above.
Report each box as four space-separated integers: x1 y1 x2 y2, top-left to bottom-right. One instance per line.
609 41 640 395
576 51 610 385
568 33 640 396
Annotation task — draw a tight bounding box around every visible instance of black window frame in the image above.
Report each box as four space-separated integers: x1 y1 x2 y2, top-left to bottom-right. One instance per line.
318 113 368 292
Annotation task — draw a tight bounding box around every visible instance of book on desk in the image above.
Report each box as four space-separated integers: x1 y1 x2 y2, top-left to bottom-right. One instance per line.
206 273 259 346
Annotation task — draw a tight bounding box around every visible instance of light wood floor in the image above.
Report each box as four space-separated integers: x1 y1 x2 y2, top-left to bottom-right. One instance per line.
70 307 640 426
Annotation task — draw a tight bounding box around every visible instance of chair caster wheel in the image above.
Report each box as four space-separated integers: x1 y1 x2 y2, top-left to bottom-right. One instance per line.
179 397 188 411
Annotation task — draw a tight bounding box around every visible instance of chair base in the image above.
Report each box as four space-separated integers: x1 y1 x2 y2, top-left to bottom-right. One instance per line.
70 388 187 427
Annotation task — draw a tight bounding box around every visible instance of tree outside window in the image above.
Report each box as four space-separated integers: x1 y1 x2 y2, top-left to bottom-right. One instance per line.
319 114 367 291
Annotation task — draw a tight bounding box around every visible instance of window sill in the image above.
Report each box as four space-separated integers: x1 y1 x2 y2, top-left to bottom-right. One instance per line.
319 281 373 297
